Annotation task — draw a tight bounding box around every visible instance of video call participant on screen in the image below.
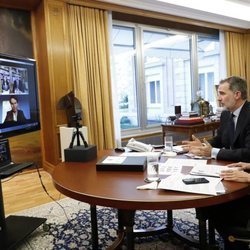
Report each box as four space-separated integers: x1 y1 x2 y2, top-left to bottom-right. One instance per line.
182 76 250 162
1 74 9 92
4 96 27 123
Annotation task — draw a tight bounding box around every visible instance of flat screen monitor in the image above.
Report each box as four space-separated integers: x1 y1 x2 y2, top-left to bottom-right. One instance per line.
0 53 40 138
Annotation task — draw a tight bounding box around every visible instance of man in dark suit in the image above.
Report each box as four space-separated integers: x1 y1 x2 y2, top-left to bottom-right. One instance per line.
183 76 250 162
183 76 250 249
4 96 27 123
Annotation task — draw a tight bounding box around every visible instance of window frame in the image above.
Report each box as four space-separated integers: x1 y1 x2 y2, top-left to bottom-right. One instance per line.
112 20 221 138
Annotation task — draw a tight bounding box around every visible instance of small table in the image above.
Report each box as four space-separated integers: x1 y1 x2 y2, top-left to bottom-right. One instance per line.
161 121 220 141
52 150 250 249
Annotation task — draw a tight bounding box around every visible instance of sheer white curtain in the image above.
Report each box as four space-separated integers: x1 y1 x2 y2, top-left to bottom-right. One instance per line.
108 11 121 147
219 30 227 79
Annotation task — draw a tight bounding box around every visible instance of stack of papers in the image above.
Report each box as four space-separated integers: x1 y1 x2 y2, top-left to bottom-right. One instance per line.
190 164 238 177
158 158 207 175
133 158 231 195
158 173 223 196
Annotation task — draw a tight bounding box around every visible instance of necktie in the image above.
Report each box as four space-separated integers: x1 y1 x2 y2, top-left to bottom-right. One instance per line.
229 113 235 146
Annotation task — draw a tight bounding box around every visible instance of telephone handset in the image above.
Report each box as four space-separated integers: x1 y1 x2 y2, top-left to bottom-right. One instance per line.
126 138 153 152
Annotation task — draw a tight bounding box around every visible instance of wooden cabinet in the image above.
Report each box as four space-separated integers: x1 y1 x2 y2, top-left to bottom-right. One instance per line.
161 121 220 142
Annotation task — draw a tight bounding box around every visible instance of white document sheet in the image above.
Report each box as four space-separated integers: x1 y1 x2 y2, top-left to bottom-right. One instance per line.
136 182 158 190
190 164 238 178
102 156 126 164
158 158 207 175
158 173 222 195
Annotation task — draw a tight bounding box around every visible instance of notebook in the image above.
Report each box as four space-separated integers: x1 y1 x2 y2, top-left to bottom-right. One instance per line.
96 156 147 171
0 139 33 178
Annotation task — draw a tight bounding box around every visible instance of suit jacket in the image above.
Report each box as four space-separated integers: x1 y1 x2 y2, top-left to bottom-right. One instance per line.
4 110 27 123
210 101 250 162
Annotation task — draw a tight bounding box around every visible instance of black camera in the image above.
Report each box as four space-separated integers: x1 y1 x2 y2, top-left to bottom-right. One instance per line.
71 113 82 122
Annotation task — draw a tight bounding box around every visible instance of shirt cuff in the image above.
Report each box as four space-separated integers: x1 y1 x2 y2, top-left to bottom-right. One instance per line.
211 148 220 159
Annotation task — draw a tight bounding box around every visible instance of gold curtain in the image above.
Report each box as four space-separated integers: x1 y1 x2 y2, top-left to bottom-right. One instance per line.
244 33 250 98
225 31 250 98
68 5 115 149
225 32 246 78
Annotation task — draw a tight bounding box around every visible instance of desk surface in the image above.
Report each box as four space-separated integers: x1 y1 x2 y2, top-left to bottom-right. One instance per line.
52 150 250 211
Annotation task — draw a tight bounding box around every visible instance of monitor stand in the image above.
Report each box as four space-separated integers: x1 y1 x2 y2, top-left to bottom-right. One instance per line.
0 179 46 249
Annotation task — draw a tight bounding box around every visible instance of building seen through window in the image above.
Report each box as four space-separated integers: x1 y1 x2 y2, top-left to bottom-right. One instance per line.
111 22 222 134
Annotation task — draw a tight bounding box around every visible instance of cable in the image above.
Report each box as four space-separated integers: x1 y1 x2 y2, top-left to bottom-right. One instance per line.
35 163 70 222
35 163 81 245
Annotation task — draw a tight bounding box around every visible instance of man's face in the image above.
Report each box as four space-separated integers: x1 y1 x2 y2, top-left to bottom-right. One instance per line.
10 98 18 113
217 82 238 112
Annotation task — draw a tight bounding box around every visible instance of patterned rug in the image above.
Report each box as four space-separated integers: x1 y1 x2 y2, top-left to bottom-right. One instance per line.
13 197 223 249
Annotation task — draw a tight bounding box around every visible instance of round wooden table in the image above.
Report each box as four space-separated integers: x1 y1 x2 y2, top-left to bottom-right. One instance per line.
52 150 250 249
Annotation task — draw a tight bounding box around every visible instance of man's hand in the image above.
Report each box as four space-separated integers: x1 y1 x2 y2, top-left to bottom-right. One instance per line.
185 138 212 157
182 135 212 157
182 135 203 151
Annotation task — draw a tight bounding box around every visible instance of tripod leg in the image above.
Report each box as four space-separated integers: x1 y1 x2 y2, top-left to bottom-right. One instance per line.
69 132 77 148
76 132 81 146
79 132 89 147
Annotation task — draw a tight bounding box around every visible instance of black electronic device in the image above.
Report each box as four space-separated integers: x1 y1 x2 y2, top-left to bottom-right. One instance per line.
182 177 209 185
69 113 88 148
63 100 97 162
64 114 97 162
114 147 125 152
0 138 46 249
0 53 40 139
64 145 97 162
58 91 97 162
57 91 82 127
0 138 33 177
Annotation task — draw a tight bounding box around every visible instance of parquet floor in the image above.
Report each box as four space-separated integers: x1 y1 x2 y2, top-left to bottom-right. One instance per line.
1 169 64 215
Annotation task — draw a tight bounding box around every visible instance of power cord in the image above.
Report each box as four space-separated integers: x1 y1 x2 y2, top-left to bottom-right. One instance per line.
35 163 81 246
35 163 70 222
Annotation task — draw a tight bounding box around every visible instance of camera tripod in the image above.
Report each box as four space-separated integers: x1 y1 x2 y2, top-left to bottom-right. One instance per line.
69 122 88 148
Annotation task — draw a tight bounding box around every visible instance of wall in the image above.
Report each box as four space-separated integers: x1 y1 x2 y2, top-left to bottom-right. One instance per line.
0 7 42 166
33 0 73 172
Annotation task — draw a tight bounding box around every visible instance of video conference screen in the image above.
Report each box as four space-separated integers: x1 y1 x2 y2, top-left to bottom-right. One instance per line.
0 54 40 138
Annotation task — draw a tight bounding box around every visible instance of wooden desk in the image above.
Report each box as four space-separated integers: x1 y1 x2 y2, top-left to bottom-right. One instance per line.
162 121 220 141
52 150 249 249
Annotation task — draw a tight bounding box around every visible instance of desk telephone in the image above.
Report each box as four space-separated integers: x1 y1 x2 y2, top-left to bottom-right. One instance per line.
126 138 153 152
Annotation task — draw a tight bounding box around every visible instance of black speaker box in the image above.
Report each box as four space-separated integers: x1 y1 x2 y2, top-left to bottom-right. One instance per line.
64 145 97 162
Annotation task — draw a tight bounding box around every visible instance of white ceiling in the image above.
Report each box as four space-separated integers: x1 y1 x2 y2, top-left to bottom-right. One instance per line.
101 0 250 29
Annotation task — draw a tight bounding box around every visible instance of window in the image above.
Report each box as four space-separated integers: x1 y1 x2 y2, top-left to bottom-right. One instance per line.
112 26 138 129
143 30 192 126
111 22 223 135
197 35 220 111
149 80 161 104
